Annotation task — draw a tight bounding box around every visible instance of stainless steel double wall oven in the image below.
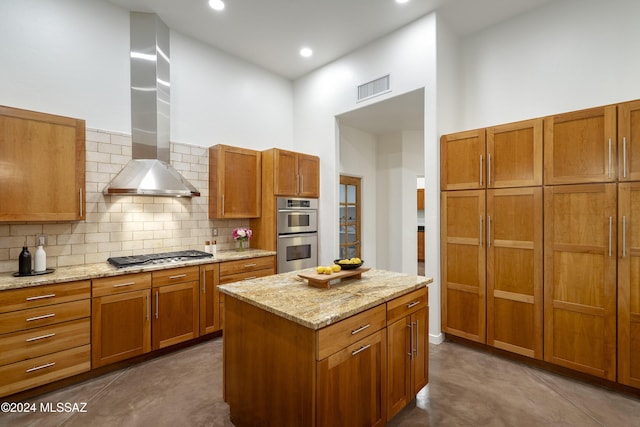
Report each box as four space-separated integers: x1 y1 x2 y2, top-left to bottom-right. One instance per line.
277 197 318 273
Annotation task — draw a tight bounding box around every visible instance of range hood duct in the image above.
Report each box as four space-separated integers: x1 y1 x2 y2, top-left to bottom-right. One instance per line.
103 12 200 197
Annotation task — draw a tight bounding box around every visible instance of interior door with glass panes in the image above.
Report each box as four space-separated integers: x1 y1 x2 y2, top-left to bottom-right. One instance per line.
339 176 361 259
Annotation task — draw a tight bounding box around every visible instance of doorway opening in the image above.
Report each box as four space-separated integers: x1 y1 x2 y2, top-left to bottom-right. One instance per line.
339 175 361 259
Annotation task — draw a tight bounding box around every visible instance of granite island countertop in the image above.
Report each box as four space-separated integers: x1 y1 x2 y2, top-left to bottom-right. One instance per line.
218 268 432 330
0 249 276 292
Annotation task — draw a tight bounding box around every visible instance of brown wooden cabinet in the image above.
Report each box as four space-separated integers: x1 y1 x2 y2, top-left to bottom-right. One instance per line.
544 183 617 380
417 230 425 262
199 263 221 335
487 187 543 359
618 100 640 182
91 273 152 368
151 266 200 349
440 190 486 343
317 329 387 427
544 106 617 185
618 182 640 387
0 105 86 221
417 188 424 209
386 288 428 421
0 280 91 397
440 129 486 191
263 148 320 197
486 118 543 188
209 144 261 218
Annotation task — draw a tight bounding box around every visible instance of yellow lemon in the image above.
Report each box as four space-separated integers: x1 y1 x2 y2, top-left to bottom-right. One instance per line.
331 264 341 272
316 266 325 274
324 267 333 275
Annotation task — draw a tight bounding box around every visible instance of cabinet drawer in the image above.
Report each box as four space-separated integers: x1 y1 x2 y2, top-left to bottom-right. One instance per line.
152 266 200 287
0 344 90 398
0 281 90 314
317 304 386 360
0 299 90 334
219 268 275 285
387 288 428 325
220 256 275 277
92 273 151 297
0 319 90 366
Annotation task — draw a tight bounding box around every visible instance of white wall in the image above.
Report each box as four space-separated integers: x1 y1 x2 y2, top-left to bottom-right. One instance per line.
295 13 440 341
0 0 293 149
457 0 640 131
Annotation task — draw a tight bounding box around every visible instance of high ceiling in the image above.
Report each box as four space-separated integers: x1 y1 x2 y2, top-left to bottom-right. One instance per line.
107 0 555 80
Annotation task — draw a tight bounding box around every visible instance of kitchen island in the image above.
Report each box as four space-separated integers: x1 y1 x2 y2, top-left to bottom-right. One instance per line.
219 268 432 427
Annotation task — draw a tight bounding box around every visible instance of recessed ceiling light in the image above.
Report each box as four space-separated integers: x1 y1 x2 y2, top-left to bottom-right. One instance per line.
395 0 410 4
300 47 313 58
209 0 225 11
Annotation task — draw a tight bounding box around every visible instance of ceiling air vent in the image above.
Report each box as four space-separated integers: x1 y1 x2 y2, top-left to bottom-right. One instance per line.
357 74 390 102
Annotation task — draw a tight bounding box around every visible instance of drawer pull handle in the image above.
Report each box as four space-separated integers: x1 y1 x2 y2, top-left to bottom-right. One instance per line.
351 344 371 356
351 324 370 335
406 301 420 309
244 263 257 268
113 282 135 288
26 313 56 322
243 276 257 281
26 293 56 301
169 274 187 279
26 333 56 342
26 362 56 373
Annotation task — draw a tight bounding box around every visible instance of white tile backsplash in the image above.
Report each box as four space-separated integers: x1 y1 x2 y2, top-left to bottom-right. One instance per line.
0 128 248 273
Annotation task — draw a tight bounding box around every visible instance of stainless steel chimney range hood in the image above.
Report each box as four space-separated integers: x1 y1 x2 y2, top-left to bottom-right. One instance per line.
103 12 200 197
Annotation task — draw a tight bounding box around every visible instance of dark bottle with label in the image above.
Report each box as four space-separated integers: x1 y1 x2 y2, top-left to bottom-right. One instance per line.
19 245 32 275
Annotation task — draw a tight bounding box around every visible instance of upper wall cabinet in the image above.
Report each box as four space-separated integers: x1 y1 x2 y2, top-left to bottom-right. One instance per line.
544 105 617 185
264 148 320 198
0 106 86 221
486 118 543 188
618 100 640 182
209 144 261 219
440 129 486 191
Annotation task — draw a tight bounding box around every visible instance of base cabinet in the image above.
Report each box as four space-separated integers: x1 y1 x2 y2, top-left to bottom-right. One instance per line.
151 267 200 350
317 330 387 427
199 263 221 335
91 273 152 368
0 281 91 397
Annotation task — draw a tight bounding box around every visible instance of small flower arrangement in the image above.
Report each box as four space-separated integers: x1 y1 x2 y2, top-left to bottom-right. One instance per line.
232 227 252 241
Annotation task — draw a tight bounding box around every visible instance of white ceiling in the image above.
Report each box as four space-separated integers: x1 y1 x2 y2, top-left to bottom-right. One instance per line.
107 0 555 81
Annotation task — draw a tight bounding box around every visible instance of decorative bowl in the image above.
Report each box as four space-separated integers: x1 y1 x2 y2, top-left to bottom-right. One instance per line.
333 259 364 270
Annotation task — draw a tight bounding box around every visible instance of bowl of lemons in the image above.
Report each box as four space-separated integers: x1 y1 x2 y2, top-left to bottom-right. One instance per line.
333 257 364 270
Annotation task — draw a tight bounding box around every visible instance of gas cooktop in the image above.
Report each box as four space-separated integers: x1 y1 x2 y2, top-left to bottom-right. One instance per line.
107 250 213 268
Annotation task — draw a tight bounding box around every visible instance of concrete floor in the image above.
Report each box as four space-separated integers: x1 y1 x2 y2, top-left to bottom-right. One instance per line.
3 338 640 426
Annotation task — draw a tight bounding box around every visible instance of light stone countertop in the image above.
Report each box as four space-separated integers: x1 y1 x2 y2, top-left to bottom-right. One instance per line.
218 268 432 330
0 249 276 292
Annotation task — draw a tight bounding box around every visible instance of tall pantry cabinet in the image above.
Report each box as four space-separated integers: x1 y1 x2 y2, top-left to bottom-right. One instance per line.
440 119 543 358
442 98 640 386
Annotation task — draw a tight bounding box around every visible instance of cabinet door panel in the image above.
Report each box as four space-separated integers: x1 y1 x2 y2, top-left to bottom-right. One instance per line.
298 153 320 197
544 106 617 184
411 308 428 396
618 182 640 387
199 264 220 335
440 130 486 190
274 148 298 196
152 282 199 349
387 317 411 420
618 100 640 181
487 118 542 188
92 289 151 368
544 184 617 380
0 106 85 221
487 188 542 359
441 190 486 343
317 329 386 427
